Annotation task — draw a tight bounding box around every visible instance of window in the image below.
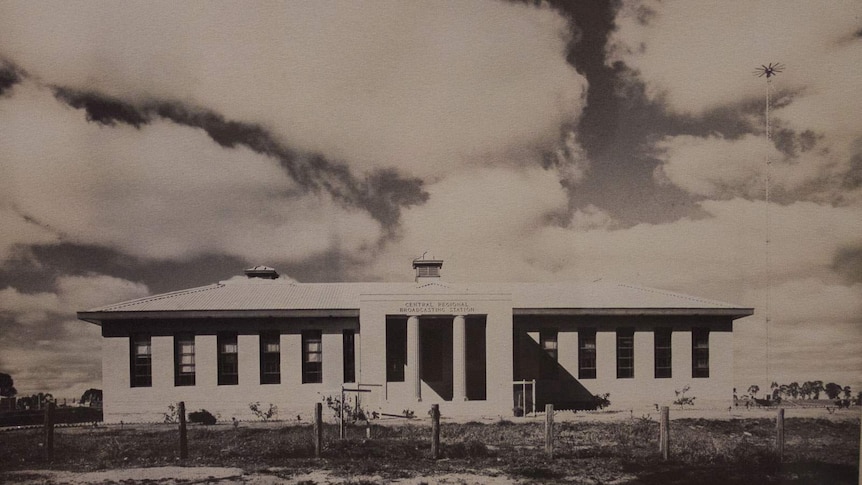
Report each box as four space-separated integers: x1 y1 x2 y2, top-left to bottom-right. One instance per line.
692 328 710 378
539 329 558 379
260 332 281 384
386 318 406 382
343 329 356 383
616 328 634 378
217 332 238 385
578 329 596 379
654 328 672 378
174 333 195 386
302 330 323 383
130 334 152 387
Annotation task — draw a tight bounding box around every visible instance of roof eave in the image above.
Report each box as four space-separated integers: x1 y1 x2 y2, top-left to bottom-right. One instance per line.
513 308 755 318
77 308 360 324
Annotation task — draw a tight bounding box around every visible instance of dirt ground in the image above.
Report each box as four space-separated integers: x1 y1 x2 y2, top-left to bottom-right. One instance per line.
1 406 858 485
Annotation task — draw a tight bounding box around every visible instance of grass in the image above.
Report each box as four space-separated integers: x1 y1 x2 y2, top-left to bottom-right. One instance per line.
0 416 858 484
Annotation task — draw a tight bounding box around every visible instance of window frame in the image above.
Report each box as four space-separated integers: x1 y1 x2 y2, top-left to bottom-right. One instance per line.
578 328 597 379
130 333 152 388
654 328 672 379
539 329 559 379
343 329 356 383
301 330 323 384
174 333 196 387
616 328 635 379
386 318 406 382
259 331 281 385
217 332 239 386
692 328 710 378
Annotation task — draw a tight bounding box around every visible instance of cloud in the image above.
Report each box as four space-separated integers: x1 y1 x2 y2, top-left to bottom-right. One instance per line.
362 165 570 282
570 204 617 231
0 1 587 178
0 58 23 95
51 87 429 228
0 82 384 262
0 274 149 396
651 133 861 203
607 0 861 116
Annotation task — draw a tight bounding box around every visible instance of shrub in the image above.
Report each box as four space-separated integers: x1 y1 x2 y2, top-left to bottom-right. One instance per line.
249 401 278 421
593 393 611 410
163 402 179 423
322 394 376 423
188 409 217 425
673 385 696 409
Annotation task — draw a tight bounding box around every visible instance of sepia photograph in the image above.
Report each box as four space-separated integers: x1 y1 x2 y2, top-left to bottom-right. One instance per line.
0 1 859 483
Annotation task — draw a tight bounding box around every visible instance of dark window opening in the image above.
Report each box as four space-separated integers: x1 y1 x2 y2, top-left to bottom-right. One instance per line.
386 318 406 382
343 329 356 383
655 328 672 378
617 328 634 379
578 329 596 379
260 332 280 385
218 332 239 385
539 329 558 379
174 333 195 386
302 330 323 383
130 334 152 387
692 328 710 378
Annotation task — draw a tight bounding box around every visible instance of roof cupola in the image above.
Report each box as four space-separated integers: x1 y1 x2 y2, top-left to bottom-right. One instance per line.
244 265 279 279
412 256 443 283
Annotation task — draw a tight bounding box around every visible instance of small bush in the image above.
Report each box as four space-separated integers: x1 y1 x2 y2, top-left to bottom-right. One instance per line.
673 385 696 409
163 402 179 423
442 439 490 459
593 393 611 410
188 409 217 425
249 401 278 421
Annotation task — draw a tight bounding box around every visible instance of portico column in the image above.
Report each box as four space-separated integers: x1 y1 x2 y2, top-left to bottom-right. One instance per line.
453 314 467 401
407 316 421 401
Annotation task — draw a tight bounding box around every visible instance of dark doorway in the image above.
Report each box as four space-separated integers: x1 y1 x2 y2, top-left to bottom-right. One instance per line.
466 316 487 400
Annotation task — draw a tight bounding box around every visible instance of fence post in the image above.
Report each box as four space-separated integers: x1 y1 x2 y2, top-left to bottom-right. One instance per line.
44 401 55 461
339 388 345 440
314 402 323 458
431 404 441 459
544 404 554 458
178 401 188 459
776 408 784 461
660 406 669 461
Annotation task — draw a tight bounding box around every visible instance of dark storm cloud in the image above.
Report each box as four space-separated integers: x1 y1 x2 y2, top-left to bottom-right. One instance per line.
52 88 428 228
0 59 23 95
832 246 862 284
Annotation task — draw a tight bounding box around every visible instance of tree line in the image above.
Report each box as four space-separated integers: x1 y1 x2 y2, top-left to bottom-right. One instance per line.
742 380 859 404
0 372 101 411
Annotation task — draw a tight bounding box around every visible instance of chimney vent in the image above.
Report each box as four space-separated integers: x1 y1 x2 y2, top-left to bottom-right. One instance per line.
244 265 279 279
412 257 443 282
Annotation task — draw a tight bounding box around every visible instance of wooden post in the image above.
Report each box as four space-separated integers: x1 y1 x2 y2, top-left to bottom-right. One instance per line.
314 402 323 458
178 401 188 459
544 404 554 458
776 408 784 461
660 406 669 461
339 388 345 440
431 404 440 459
44 401 55 461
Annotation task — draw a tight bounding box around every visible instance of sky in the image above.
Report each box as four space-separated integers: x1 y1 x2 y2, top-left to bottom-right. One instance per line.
0 0 859 400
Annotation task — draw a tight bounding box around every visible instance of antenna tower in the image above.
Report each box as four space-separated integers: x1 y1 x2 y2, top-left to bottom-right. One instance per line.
753 62 783 383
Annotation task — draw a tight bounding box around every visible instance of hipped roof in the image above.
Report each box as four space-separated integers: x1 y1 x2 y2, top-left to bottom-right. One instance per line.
78 277 753 324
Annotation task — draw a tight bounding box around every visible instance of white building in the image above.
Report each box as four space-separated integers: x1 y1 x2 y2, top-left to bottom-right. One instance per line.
78 260 752 422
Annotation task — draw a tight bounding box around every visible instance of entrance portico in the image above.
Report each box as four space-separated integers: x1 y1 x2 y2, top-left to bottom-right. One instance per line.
403 313 475 402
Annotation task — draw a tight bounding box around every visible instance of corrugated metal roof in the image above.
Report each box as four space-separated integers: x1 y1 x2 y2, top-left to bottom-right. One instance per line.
82 277 749 314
